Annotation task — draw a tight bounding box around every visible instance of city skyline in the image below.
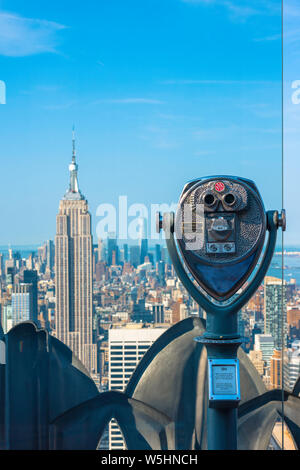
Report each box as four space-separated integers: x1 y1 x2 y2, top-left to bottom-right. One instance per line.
1 1 299 245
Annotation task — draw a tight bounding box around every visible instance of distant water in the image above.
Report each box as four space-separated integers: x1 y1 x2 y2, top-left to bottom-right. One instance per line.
268 253 300 286
0 245 38 260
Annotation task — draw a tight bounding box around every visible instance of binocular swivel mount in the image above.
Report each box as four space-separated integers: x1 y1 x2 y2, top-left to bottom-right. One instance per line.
156 175 286 450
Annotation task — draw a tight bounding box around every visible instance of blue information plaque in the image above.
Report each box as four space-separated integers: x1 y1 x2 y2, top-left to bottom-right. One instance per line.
208 358 240 405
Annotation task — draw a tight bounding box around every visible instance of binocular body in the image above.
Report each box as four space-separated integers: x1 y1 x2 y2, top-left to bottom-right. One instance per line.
175 176 266 301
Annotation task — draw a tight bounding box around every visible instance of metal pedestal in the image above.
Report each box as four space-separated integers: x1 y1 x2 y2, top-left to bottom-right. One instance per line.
160 210 280 450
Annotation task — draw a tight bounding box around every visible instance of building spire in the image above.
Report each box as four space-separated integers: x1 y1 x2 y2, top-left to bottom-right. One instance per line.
64 126 83 199
72 125 76 163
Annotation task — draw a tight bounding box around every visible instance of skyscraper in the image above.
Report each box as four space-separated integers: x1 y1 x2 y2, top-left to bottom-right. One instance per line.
23 270 38 324
5 249 14 277
0 253 3 277
1 301 12 334
123 243 129 263
264 276 287 350
254 333 275 367
46 240 55 272
129 245 140 267
284 340 300 391
97 238 105 263
155 244 161 263
55 131 96 374
108 325 167 449
11 283 33 327
139 217 148 264
107 233 118 266
156 260 165 286
270 349 282 389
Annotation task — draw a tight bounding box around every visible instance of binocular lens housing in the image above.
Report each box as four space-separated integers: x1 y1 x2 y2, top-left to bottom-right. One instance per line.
223 193 235 205
175 176 266 300
204 193 215 206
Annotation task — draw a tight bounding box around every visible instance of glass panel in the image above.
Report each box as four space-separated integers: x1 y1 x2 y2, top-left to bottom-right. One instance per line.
281 0 300 451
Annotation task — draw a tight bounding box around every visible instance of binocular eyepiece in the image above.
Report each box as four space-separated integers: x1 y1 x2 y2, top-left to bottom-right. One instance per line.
203 188 240 211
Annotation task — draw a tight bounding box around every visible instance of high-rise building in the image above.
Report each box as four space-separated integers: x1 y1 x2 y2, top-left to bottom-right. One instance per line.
129 245 140 268
138 217 148 264
6 267 14 287
161 246 171 265
140 239 148 265
123 244 129 263
251 323 262 349
155 244 161 263
287 307 300 330
156 260 165 286
108 325 167 449
46 240 55 271
55 131 96 374
23 270 38 324
107 233 118 266
171 300 188 324
264 276 287 350
38 244 47 265
130 298 153 323
238 310 248 341
254 333 275 388
151 303 164 323
26 253 33 270
11 283 33 327
254 333 275 367
95 261 107 283
284 340 300 392
286 278 297 302
248 350 264 376
97 238 105 263
1 302 12 333
270 349 282 389
0 253 3 277
5 250 14 276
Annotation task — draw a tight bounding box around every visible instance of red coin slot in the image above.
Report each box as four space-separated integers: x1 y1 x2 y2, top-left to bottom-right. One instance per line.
214 181 225 192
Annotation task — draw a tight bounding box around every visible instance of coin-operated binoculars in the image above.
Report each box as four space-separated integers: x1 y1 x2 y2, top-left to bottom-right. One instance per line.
156 175 286 450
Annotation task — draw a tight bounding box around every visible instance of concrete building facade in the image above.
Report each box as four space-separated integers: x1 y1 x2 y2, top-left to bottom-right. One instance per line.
108 325 167 449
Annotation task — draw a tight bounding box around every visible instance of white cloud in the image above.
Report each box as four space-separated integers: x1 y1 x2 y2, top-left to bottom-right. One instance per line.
43 100 77 110
193 124 280 139
182 0 215 3
140 125 179 149
161 79 277 85
181 0 279 21
93 98 165 104
0 11 66 57
194 150 216 156
254 29 300 44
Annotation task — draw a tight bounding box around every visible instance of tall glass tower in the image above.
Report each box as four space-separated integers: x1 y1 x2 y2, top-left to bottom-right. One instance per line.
138 217 148 264
55 131 96 374
11 283 33 327
264 276 287 350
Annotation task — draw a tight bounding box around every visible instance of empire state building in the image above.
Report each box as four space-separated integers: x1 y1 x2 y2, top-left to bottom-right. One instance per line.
55 132 96 374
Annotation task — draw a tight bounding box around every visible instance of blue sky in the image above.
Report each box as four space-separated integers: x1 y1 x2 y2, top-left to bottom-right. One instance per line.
0 0 298 245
